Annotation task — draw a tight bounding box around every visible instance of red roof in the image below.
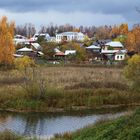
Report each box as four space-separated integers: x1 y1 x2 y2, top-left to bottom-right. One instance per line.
54 52 65 56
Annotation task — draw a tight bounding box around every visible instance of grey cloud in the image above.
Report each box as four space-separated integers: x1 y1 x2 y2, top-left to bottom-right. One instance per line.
0 0 139 14
0 0 140 27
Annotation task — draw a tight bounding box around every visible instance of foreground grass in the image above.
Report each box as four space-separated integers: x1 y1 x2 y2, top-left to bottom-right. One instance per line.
0 130 38 140
0 130 24 140
52 108 140 140
0 66 139 111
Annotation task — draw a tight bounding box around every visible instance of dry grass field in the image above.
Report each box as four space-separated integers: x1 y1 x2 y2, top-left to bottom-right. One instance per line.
0 66 126 89
0 66 138 111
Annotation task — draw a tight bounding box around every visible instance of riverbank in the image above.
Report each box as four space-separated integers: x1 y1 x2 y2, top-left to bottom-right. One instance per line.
52 108 140 140
0 66 139 112
0 107 138 140
0 107 133 140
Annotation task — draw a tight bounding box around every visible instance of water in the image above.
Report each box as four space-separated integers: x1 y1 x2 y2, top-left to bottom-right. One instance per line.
0 110 129 138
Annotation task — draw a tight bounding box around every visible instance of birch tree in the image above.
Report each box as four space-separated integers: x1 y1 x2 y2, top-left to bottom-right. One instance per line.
0 16 15 66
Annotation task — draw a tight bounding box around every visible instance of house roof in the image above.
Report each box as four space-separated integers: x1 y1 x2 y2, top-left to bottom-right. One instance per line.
17 47 33 52
86 45 100 49
14 34 27 39
54 48 61 53
55 52 65 56
56 32 84 36
101 50 118 54
13 54 24 58
105 41 123 47
115 50 127 54
65 50 76 55
93 39 112 46
31 43 41 50
37 51 44 55
101 49 127 54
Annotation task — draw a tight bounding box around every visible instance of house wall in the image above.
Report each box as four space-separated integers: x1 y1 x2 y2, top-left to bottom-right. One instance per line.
56 33 84 43
115 54 125 61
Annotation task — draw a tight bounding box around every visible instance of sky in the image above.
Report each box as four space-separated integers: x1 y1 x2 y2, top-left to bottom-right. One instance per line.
0 0 140 30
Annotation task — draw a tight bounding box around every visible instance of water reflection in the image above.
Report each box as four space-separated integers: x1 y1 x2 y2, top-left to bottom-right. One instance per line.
0 110 130 137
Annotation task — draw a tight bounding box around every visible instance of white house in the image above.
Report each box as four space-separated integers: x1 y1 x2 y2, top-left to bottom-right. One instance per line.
100 41 127 61
31 33 50 41
13 35 29 44
56 32 85 43
115 50 126 61
101 49 126 61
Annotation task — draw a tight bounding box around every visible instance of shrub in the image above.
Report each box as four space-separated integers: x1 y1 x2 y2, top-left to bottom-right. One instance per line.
124 54 140 91
14 56 36 72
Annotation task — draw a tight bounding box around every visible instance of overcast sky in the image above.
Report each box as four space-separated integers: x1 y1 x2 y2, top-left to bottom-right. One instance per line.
0 0 140 29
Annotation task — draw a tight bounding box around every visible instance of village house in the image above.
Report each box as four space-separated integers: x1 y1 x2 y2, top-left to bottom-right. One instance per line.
13 35 29 44
56 32 85 43
101 41 127 61
16 47 34 57
86 41 127 62
31 33 50 41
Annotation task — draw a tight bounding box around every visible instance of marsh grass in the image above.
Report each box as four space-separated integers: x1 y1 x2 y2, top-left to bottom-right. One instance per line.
0 66 138 111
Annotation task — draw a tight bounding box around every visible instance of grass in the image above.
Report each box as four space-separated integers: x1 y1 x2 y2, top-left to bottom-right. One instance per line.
0 130 24 140
0 130 38 140
0 66 139 111
52 108 140 140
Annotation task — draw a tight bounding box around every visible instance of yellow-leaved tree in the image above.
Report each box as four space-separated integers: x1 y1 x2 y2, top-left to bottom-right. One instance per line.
0 16 15 66
14 56 35 71
124 54 140 91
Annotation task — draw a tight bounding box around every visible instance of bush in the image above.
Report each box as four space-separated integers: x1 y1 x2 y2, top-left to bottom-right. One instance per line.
124 54 140 91
14 56 36 72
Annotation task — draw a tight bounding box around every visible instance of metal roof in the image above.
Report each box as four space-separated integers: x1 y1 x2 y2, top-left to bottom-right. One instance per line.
105 41 123 47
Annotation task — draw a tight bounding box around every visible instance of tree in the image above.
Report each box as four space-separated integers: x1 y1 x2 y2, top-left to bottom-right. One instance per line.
110 25 120 38
41 42 57 59
124 25 140 53
60 42 86 62
124 54 140 90
0 16 15 66
15 23 36 37
132 25 140 53
14 56 35 72
125 31 136 51
119 23 128 35
95 25 111 39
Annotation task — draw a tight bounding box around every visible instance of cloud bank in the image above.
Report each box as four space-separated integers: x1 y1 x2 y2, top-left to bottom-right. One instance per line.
0 0 139 28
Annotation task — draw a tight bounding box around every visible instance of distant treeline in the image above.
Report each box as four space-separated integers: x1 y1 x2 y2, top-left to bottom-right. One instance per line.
14 23 114 38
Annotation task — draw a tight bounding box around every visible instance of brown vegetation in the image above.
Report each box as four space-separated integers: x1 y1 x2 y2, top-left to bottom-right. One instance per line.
0 66 138 112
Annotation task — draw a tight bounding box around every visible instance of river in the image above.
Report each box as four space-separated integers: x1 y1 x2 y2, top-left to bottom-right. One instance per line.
0 108 131 138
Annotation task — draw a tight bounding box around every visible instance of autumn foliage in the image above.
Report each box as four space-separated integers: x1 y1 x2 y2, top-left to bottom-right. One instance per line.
124 54 140 90
110 24 128 38
0 16 15 66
